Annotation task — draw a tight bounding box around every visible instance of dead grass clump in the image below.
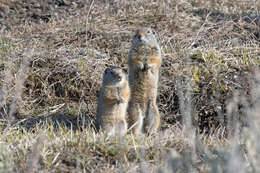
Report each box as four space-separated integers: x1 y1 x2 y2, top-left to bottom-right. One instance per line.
0 0 86 30
22 53 109 117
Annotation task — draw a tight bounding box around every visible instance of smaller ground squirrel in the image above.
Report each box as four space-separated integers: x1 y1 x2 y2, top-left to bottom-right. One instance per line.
95 67 130 137
128 27 161 135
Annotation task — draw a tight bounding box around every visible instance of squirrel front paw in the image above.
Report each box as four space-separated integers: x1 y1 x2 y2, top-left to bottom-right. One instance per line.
136 62 144 70
117 98 125 104
142 63 152 71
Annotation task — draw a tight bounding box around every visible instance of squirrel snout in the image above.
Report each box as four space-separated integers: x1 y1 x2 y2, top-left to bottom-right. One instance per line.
135 34 142 41
137 34 141 40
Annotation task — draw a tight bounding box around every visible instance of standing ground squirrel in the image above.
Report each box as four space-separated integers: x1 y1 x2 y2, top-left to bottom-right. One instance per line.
127 27 161 135
95 67 130 137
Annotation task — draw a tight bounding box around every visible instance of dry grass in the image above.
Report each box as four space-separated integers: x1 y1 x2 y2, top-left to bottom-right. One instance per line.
0 0 259 172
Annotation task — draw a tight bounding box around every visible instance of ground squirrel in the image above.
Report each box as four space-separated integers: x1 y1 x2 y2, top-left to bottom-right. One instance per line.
127 27 161 135
95 67 130 137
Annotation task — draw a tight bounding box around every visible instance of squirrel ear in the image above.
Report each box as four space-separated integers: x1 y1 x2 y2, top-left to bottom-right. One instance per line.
120 65 128 74
104 68 110 74
122 67 128 74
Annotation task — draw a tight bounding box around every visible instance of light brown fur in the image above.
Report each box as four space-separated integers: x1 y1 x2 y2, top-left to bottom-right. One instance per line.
95 67 130 137
127 27 161 135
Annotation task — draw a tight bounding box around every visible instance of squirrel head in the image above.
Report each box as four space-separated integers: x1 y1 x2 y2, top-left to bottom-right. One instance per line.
132 27 159 49
103 67 126 86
